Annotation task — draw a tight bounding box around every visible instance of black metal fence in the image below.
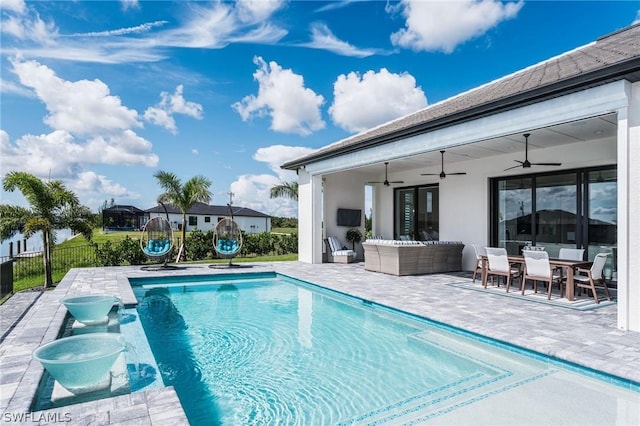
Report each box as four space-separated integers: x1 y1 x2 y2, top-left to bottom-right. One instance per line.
0 245 98 293
0 260 13 298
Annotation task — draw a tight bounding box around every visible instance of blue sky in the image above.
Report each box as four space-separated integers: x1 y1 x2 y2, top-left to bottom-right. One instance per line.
1 0 639 219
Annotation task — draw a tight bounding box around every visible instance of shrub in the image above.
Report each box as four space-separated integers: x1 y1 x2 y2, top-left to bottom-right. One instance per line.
186 229 214 261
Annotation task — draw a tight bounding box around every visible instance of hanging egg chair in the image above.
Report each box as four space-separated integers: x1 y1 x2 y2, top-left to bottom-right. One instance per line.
140 216 174 266
213 217 243 267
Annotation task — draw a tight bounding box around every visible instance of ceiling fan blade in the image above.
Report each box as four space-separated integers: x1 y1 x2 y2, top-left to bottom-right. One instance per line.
504 164 522 171
366 181 383 184
420 173 439 176
389 180 405 183
531 162 562 166
448 172 467 175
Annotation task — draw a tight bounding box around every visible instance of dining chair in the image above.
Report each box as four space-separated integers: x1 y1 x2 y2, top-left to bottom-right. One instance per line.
573 253 611 304
558 248 585 261
472 244 486 282
522 250 564 299
484 247 521 292
554 247 585 277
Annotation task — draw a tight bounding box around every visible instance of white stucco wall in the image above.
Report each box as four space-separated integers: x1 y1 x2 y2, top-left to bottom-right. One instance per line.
323 172 366 259
148 212 270 234
294 80 637 331
367 137 617 272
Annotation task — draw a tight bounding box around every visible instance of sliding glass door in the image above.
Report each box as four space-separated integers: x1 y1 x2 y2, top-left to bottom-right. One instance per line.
394 185 439 241
586 169 617 279
491 166 617 279
535 173 578 258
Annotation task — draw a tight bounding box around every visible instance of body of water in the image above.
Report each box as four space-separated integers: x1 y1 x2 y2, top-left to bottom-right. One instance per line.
0 229 74 258
130 272 639 426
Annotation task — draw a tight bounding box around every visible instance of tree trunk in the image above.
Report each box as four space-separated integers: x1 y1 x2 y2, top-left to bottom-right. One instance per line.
179 212 187 261
43 230 54 289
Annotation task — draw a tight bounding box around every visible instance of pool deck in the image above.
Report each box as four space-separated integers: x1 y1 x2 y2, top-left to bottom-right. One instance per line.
1 261 639 424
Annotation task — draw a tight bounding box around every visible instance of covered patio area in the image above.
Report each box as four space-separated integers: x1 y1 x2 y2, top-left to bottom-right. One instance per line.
283 24 640 332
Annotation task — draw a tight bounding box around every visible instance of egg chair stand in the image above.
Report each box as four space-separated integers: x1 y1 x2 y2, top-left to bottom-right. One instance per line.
211 204 248 269
140 215 175 270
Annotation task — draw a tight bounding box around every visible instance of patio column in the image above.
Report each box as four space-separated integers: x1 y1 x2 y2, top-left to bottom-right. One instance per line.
617 80 640 332
297 169 324 264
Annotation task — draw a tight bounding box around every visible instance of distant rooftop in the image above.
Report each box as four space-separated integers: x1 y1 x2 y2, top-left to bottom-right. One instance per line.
146 201 270 218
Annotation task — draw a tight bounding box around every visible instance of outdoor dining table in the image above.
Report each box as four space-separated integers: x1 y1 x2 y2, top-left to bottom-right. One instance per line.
480 255 592 301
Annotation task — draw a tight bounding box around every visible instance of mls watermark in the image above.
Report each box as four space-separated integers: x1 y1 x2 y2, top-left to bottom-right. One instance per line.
2 411 71 423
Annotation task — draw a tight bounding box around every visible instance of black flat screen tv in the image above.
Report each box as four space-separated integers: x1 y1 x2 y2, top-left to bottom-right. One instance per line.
337 208 362 227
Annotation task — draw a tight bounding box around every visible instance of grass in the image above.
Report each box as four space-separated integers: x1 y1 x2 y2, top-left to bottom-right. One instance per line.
3 228 298 302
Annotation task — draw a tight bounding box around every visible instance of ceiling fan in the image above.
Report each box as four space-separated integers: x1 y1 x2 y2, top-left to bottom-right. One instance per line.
421 150 467 179
504 133 562 171
367 161 404 186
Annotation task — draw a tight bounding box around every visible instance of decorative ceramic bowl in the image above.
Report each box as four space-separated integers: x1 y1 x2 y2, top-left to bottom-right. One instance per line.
32 333 126 394
60 294 120 324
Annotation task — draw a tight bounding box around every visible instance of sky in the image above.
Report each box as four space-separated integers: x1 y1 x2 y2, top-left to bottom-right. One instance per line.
1 0 639 220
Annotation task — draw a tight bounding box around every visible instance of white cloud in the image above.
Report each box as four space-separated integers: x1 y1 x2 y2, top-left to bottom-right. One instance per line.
235 0 287 23
1 0 26 14
120 0 139 12
1 59 158 206
0 129 158 180
1 130 84 178
0 2 58 44
11 58 141 135
233 56 326 136
158 2 286 49
300 22 380 58
229 144 315 217
1 2 286 65
73 171 133 198
390 0 523 53
253 144 315 180
84 131 158 166
633 9 640 25
144 85 203 134
329 68 427 133
75 21 167 37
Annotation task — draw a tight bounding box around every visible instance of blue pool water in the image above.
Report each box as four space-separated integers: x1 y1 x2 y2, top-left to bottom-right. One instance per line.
130 273 639 425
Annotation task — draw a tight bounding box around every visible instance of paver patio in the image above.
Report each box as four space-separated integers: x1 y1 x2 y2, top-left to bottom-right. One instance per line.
1 261 638 424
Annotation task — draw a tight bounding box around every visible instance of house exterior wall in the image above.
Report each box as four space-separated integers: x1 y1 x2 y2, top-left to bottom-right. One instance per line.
148 212 270 234
323 172 366 259
619 80 640 331
295 81 638 331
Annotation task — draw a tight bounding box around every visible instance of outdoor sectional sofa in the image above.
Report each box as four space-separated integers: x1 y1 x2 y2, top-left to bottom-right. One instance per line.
362 240 464 276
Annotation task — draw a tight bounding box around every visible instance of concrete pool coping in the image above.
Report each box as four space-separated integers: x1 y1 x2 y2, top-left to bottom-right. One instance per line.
1 262 638 424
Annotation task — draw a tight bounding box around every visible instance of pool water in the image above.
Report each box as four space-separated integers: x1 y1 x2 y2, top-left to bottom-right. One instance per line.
130 273 639 425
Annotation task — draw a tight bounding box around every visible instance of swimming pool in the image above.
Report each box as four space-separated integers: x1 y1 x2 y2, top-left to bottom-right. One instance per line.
130 272 640 425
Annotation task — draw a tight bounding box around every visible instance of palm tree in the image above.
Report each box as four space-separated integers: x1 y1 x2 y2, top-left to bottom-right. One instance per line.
270 181 298 201
153 171 212 261
1 171 93 288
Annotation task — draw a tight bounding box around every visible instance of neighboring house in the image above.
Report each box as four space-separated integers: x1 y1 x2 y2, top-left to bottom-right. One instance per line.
145 202 271 234
102 205 146 231
282 24 640 332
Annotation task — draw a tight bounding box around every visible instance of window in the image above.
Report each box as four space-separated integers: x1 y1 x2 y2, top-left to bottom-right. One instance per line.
394 185 439 240
188 216 197 226
490 166 616 279
204 217 211 223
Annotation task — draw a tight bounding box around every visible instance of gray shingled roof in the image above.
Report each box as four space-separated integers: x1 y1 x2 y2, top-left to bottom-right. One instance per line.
146 202 270 218
282 23 640 170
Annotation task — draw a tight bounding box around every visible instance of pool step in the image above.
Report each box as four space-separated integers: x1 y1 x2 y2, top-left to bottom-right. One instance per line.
339 329 557 425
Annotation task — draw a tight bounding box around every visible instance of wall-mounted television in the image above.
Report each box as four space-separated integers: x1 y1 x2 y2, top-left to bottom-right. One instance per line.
337 208 362 227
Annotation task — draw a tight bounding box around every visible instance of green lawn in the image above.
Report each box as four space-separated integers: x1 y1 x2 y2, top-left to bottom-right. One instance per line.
3 228 298 301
